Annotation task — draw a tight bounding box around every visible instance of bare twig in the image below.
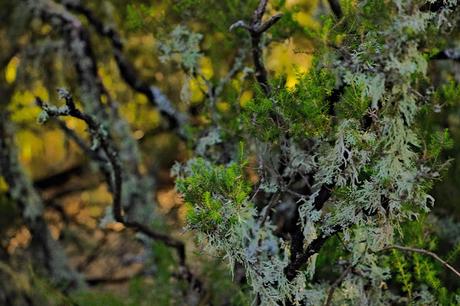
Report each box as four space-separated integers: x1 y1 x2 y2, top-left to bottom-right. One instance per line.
77 235 108 272
431 49 460 62
56 119 106 163
33 1 201 289
36 90 203 290
230 0 282 95
324 264 352 306
259 192 281 226
380 245 460 278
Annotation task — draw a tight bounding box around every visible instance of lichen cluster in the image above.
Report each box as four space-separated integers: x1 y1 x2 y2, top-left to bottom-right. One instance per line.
176 1 460 304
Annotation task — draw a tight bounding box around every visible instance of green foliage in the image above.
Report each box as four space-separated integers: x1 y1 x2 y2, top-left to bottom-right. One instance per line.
428 129 454 160
435 81 460 107
125 4 150 31
388 217 460 304
336 82 371 120
3 0 460 305
176 0 460 304
244 67 335 141
176 158 251 233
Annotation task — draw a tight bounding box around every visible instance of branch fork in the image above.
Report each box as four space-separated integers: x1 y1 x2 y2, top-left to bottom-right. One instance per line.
229 0 282 95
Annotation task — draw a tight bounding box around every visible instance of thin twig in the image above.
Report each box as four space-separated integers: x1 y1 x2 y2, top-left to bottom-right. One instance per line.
259 192 281 226
324 264 352 306
324 245 369 306
56 119 106 163
380 245 460 278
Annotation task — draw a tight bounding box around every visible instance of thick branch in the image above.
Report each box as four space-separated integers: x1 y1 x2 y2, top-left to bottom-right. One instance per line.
284 224 342 281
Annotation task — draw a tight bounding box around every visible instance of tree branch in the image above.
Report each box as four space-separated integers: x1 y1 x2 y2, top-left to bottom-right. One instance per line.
284 224 343 281
324 263 353 306
55 119 106 163
380 245 460 278
61 0 187 132
35 90 187 265
327 0 343 19
431 49 460 62
230 0 282 95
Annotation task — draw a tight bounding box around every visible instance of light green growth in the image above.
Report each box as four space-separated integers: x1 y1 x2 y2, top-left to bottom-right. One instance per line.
176 158 251 233
158 25 203 73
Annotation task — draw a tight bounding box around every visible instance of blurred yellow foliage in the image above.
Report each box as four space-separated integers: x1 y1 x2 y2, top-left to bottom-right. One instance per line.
5 56 19 84
293 11 320 29
98 67 114 89
9 84 49 124
216 101 230 112
120 96 161 129
200 56 214 80
0 176 8 191
40 24 52 35
239 90 253 108
267 38 312 89
188 77 206 104
16 130 41 165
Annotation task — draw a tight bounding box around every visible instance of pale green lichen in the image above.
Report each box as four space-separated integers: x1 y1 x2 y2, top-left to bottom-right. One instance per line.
174 0 460 304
